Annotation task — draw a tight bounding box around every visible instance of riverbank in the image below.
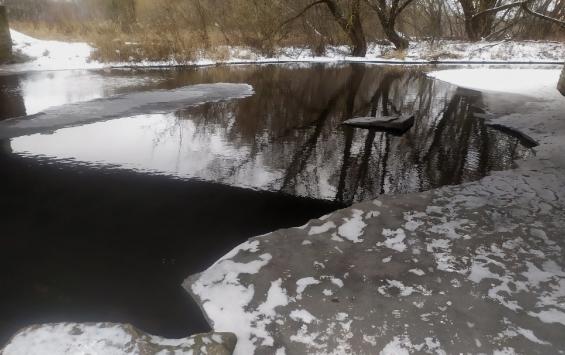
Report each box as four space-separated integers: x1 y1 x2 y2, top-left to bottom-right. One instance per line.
1 29 563 74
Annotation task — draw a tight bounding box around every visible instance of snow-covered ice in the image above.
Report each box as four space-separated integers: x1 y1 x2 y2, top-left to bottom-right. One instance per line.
428 68 563 99
0 83 254 139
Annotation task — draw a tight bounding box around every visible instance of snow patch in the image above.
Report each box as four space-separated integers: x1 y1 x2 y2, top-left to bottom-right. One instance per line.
380 228 407 252
308 221 336 236
257 279 289 319
189 253 273 354
296 277 320 300
8 30 102 72
428 69 562 99
290 309 317 324
337 209 366 243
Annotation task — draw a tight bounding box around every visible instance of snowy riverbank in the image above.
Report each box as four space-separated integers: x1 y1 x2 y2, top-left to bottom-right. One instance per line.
1 29 564 74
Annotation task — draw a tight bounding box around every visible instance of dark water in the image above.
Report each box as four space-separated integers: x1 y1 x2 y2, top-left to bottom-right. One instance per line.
0 64 532 344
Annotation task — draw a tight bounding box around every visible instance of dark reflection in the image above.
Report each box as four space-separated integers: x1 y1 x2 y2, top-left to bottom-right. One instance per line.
0 74 26 120
163 64 531 204
10 64 532 204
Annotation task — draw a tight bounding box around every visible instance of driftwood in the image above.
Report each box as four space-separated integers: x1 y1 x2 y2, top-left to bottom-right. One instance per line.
342 114 415 133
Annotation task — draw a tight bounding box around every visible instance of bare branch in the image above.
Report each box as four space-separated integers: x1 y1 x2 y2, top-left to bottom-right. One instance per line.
471 1 525 21
397 0 417 16
279 0 328 29
521 2 565 28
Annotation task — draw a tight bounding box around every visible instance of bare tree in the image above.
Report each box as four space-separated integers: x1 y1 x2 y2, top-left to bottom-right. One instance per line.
457 0 510 41
281 0 367 56
109 0 136 32
459 0 565 41
366 0 417 50
466 0 565 94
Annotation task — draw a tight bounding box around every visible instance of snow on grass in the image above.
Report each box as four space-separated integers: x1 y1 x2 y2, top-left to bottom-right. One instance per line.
3 29 564 74
8 30 103 72
395 39 564 63
428 68 563 99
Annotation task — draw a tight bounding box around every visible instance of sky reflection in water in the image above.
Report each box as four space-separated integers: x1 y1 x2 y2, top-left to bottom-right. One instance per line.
10 64 532 204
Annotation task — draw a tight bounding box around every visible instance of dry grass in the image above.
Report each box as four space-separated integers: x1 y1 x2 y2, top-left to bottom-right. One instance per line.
89 24 199 63
12 20 205 63
382 49 408 60
425 50 462 61
10 19 335 63
11 20 91 42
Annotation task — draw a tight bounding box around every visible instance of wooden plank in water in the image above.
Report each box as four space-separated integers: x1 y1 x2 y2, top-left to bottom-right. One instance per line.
342 115 415 133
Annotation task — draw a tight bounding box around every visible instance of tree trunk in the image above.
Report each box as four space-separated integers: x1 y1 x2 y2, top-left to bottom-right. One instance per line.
368 0 413 50
383 24 409 50
281 0 367 57
325 0 367 57
459 0 496 41
465 17 480 41
459 1 478 41
347 19 367 56
0 5 12 63
558 64 565 96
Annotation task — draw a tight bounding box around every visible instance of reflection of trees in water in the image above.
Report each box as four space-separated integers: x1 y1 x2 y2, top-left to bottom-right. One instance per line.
0 74 26 120
169 64 531 203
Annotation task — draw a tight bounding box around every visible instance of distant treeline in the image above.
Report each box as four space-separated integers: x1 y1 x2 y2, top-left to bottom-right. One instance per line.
2 0 564 60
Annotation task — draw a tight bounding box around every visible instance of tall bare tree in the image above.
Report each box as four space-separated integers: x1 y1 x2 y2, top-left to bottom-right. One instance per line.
281 0 368 56
458 0 565 40
457 0 510 40
366 0 417 50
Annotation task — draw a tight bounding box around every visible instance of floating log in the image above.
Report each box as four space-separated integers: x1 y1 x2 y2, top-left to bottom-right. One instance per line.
342 114 415 133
